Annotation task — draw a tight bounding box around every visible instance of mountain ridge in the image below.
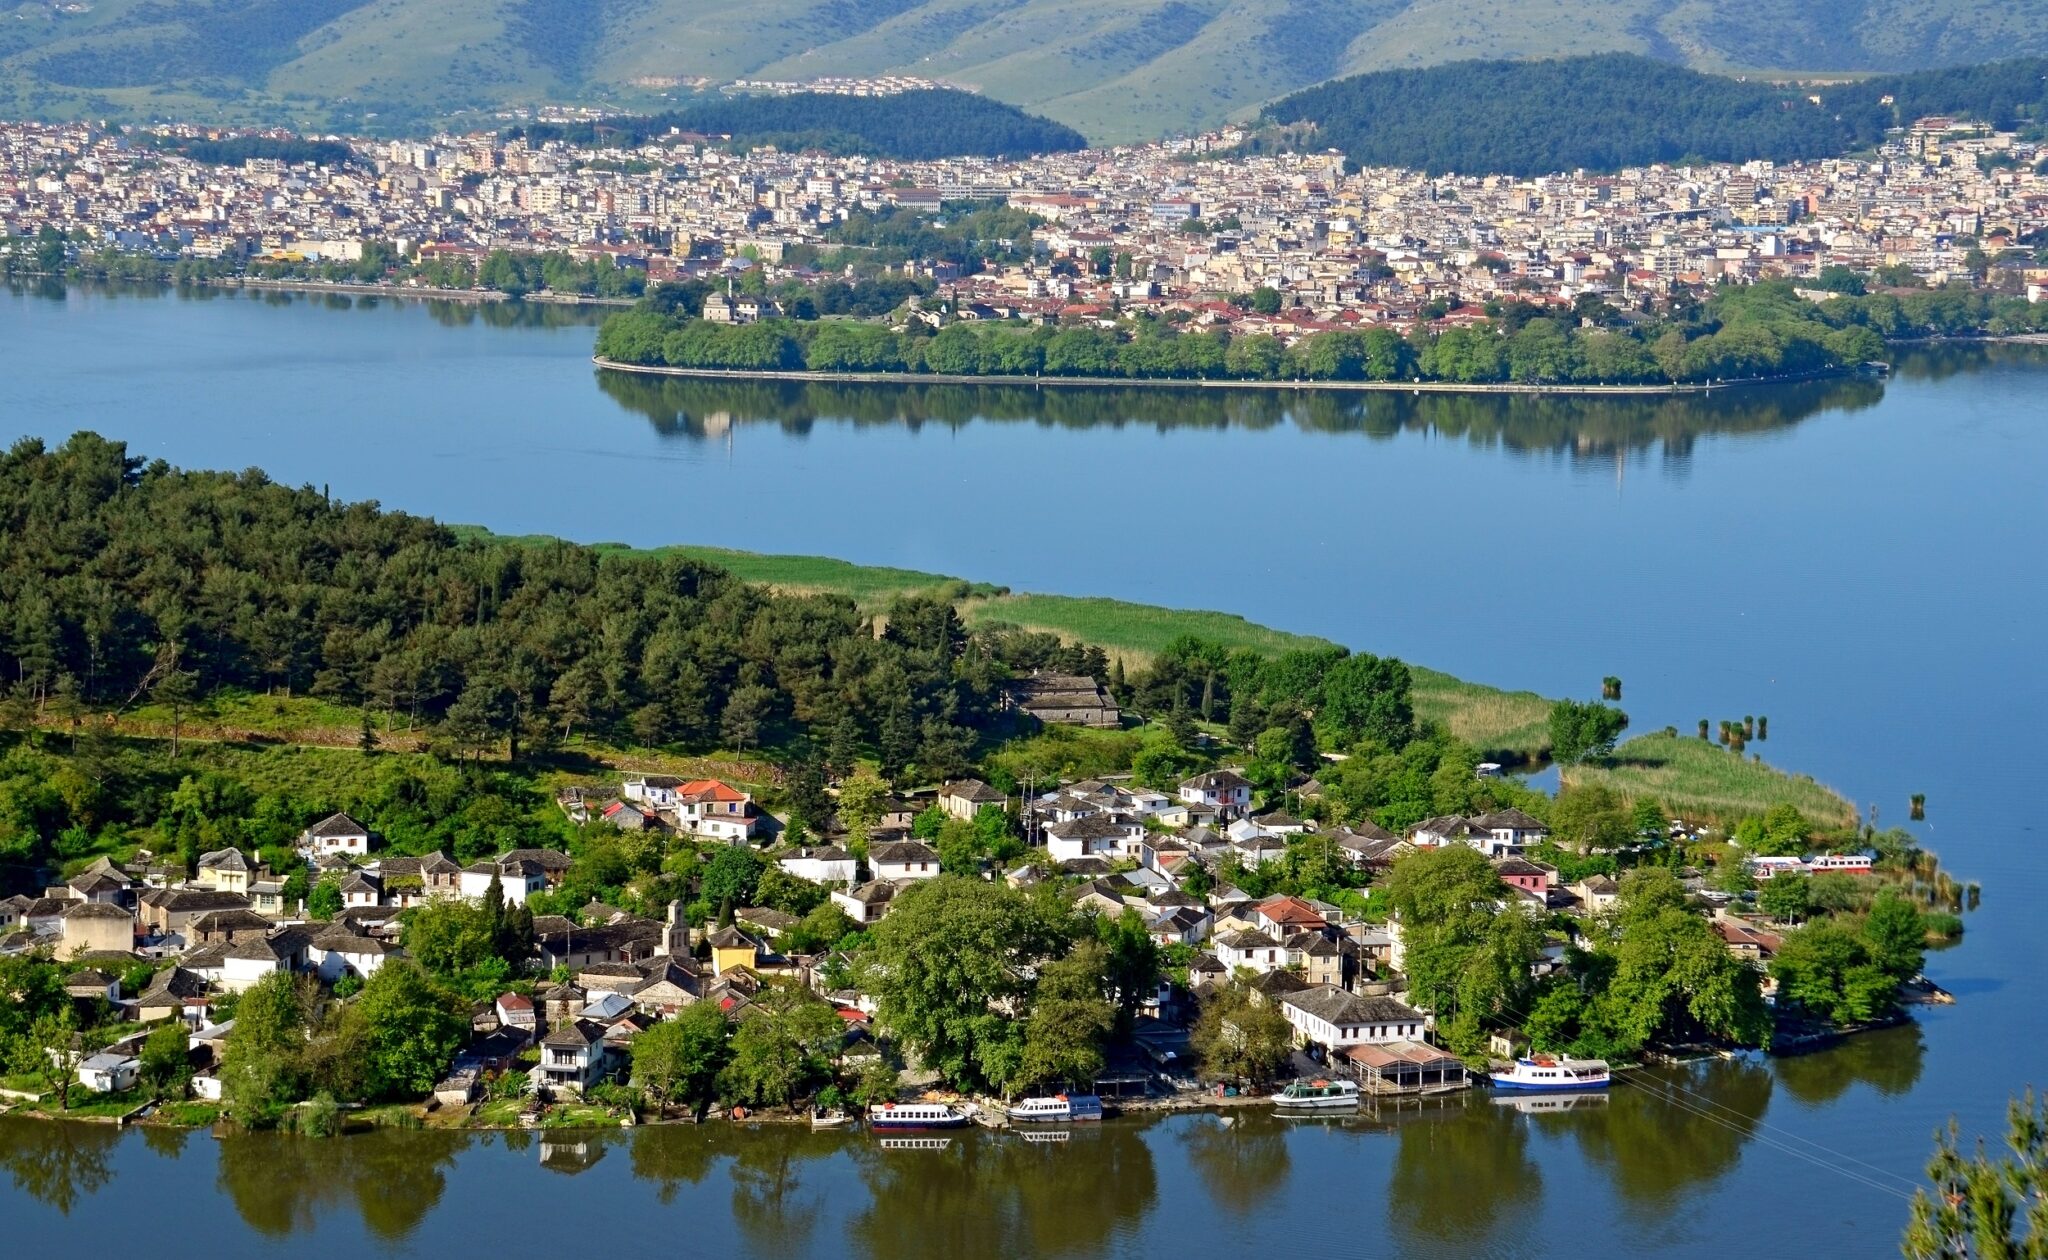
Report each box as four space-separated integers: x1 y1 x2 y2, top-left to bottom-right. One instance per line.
3 0 2046 139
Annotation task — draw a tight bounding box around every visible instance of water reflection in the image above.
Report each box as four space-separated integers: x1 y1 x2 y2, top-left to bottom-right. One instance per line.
1774 1022 1927 1105
5 279 610 331
845 1124 1156 1260
1389 1097 1541 1243
1179 1113 1290 1216
0 1116 119 1215
1564 1060 1774 1212
593 371 1886 465
215 1127 464 1242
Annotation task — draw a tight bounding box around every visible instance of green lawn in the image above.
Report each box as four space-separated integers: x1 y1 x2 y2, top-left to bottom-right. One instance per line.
960 593 1334 661
1562 732 1856 826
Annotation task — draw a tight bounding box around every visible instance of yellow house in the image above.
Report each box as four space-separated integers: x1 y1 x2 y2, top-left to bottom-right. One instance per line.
705 925 763 976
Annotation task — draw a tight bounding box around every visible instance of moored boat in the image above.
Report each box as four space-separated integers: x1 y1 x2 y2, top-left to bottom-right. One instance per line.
1488 1055 1610 1091
1271 1078 1361 1109
868 1101 974 1131
1006 1093 1104 1123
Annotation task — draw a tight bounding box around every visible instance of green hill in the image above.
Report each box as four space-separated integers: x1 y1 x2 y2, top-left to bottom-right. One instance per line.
510 89 1088 159
1262 54 2048 175
3 0 2048 139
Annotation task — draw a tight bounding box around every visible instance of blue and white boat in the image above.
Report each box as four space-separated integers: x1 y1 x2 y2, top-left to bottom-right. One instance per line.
1007 1094 1104 1123
867 1101 974 1131
1489 1055 1610 1091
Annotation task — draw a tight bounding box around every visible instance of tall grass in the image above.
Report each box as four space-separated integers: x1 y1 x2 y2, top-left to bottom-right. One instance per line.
1409 667 1553 757
1562 731 1854 825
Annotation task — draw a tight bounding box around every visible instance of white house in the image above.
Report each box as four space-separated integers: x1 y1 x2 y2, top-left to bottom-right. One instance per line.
1213 928 1289 974
672 780 762 840
778 846 857 886
1179 770 1253 817
938 779 1007 821
1045 815 1141 864
831 880 898 925
1276 987 1428 1051
300 812 372 858
220 928 311 993
76 1053 140 1094
622 774 686 809
537 1019 609 1095
870 840 941 882
340 871 382 909
1473 809 1549 854
308 929 394 983
1232 834 1290 869
459 859 547 905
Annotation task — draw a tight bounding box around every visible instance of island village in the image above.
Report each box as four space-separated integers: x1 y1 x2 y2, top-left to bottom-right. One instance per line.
3 97 2046 326
0 663 1947 1131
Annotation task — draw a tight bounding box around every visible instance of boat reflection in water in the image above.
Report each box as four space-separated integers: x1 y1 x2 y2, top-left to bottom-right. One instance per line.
1491 1091 1613 1116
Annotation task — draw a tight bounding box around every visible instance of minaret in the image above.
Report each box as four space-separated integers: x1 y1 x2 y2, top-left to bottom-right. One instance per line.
660 900 689 957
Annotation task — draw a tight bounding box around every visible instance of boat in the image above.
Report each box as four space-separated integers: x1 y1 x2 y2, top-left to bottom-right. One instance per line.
867 1101 974 1131
1488 1055 1610 1091
810 1108 851 1129
1006 1094 1104 1123
1271 1078 1361 1109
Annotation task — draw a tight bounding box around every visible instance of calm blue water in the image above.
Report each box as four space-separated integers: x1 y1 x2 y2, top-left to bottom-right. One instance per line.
4 281 2044 1257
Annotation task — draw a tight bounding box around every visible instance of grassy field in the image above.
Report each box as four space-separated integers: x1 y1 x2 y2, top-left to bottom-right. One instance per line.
961 593 1334 662
1562 732 1857 827
1409 667 1554 759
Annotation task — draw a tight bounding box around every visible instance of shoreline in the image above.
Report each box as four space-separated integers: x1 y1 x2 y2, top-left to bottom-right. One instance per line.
205 278 638 306
590 356 1857 397
4 272 636 307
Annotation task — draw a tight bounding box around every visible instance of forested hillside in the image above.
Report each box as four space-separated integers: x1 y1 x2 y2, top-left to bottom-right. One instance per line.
3 0 2046 140
509 90 1088 160
1263 55 2048 175
0 432 1088 780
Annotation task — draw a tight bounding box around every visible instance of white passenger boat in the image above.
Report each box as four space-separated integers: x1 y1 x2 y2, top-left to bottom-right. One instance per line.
1271 1078 1361 1109
1488 1055 1610 1091
868 1101 973 1131
1006 1094 1104 1123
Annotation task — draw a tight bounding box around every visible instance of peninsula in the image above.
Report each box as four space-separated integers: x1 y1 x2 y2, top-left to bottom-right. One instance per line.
0 435 1966 1140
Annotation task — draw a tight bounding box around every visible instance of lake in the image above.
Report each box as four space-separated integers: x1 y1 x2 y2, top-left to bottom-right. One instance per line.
4 281 2045 1257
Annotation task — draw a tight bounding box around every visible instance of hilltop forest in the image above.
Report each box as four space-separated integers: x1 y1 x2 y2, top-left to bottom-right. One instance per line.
1262 55 2048 176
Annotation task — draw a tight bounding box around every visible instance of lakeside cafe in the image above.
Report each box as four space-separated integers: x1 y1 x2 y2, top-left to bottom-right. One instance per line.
1340 1041 1471 1096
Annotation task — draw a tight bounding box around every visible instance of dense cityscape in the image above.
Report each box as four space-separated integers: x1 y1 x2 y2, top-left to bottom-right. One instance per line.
3 108 2045 331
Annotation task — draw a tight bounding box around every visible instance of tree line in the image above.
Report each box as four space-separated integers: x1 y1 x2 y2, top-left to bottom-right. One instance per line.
596 281 1888 385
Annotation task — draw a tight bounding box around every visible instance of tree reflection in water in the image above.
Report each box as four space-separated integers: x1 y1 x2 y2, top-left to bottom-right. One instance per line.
1180 1113 1290 1217
594 371 1886 468
1774 1023 1927 1106
1550 1058 1774 1212
0 1116 120 1216
628 1125 722 1204
1388 1097 1541 1244
728 1126 843 1260
215 1126 464 1242
845 1124 1157 1260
